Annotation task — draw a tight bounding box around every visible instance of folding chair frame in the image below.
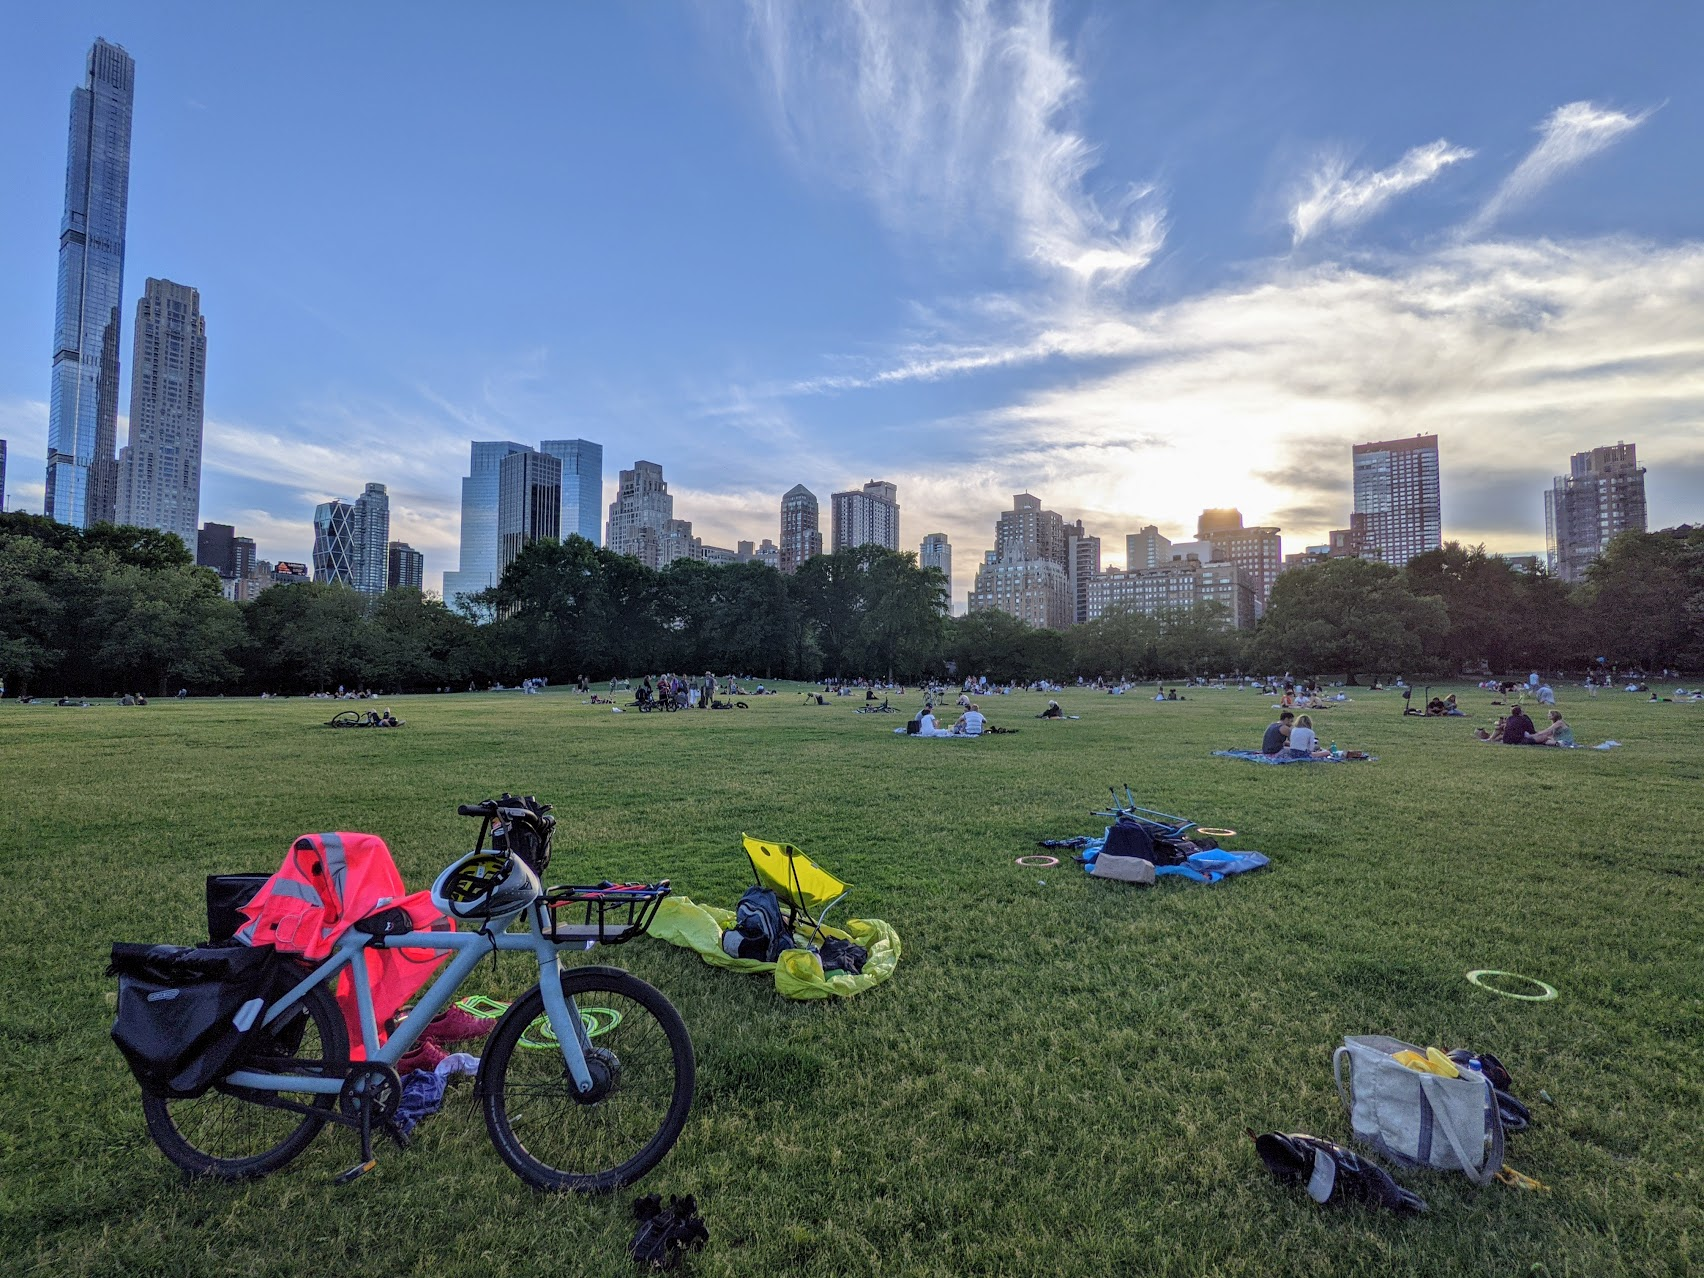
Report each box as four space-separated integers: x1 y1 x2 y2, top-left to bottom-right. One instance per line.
742 835 849 944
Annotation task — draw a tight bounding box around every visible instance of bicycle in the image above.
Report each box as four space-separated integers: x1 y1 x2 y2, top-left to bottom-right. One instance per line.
139 799 694 1191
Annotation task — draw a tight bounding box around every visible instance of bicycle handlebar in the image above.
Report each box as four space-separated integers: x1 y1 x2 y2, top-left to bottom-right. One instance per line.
458 801 498 817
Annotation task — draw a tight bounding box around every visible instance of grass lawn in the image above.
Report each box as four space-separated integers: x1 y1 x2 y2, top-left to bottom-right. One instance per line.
2 680 1700 1277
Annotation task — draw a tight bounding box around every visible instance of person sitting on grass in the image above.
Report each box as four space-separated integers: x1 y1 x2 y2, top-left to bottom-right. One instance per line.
1286 714 1328 759
1443 694 1462 715
1262 710 1295 755
1038 699 1063 719
952 703 987 736
1501 705 1536 744
1527 709 1574 746
1426 696 1447 716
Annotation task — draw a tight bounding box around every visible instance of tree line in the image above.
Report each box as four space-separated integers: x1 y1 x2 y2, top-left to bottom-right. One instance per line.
2 512 1699 696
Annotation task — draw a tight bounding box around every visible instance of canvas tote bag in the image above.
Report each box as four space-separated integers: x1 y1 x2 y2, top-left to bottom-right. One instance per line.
1333 1034 1503 1185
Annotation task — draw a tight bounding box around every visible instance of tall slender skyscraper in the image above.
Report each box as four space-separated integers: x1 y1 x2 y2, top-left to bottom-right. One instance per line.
1352 434 1441 566
538 438 603 545
919 532 952 603
116 280 207 546
47 39 134 528
1545 442 1647 583
0 439 8 511
779 484 822 573
444 441 530 603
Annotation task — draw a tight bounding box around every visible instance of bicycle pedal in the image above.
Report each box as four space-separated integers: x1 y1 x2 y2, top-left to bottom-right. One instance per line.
334 1158 379 1185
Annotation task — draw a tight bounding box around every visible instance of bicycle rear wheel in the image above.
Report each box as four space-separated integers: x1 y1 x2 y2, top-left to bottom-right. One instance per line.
483 965 693 1192
142 979 349 1180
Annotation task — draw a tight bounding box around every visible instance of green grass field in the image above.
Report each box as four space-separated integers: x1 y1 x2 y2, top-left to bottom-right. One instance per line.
3 681 1700 1277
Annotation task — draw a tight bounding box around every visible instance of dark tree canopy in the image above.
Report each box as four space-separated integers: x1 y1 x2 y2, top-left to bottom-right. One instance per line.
2 515 1699 696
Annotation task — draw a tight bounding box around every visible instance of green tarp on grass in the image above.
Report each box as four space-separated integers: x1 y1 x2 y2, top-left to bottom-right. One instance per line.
648 894 901 1000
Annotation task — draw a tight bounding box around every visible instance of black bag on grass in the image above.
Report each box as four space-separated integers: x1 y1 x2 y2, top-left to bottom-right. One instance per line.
109 941 283 1098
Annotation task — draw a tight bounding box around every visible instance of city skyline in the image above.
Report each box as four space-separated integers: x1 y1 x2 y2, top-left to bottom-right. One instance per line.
3 9 1701 608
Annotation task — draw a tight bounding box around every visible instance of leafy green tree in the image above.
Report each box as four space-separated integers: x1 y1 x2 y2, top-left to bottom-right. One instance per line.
1252 557 1448 682
1068 606 1159 679
1581 527 1704 670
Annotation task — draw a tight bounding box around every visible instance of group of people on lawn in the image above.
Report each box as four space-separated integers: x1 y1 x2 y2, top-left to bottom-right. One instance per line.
1260 710 1332 759
909 702 986 736
1477 704 1574 746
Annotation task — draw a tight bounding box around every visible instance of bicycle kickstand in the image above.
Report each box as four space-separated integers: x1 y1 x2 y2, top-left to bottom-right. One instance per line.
335 1103 379 1185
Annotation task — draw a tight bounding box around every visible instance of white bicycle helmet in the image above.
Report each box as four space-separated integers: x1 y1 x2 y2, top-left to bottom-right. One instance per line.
431 850 540 921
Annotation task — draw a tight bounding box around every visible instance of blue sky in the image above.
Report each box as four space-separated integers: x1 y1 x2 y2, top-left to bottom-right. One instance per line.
3 1 1701 604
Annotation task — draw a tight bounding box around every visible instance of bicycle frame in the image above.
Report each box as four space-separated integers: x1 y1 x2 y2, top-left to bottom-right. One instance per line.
223 898 602 1097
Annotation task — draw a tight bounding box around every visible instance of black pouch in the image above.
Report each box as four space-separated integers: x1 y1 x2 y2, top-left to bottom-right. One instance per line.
109 941 281 1098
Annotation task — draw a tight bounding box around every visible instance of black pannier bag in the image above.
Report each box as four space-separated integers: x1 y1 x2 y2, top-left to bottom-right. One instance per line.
205 874 270 943
109 941 282 1099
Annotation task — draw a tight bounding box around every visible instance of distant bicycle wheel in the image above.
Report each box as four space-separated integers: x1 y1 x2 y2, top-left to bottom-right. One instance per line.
483 966 694 1193
142 979 349 1180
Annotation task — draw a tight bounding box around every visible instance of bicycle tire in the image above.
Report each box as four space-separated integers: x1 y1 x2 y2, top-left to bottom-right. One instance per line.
142 978 349 1180
482 965 693 1192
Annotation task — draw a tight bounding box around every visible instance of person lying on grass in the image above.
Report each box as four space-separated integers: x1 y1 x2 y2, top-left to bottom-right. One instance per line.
1038 699 1063 719
1261 710 1295 755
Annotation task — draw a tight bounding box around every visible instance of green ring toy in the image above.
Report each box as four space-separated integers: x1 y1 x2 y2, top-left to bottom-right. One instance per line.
1196 827 1237 838
519 1007 624 1050
1466 970 1558 1001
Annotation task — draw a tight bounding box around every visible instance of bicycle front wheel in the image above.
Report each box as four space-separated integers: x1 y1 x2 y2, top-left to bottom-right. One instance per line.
483 965 694 1192
142 977 349 1180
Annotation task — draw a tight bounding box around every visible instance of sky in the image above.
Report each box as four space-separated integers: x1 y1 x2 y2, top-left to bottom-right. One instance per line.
2 1 1701 607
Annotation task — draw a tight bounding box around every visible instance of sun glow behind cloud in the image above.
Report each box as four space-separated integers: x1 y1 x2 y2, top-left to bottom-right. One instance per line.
726 3 1690 605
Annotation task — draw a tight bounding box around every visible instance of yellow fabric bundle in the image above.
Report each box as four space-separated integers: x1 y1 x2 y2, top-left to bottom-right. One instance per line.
647 894 901 1000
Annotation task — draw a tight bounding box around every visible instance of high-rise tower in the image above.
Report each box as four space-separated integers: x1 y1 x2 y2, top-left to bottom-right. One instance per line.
47 38 135 528
313 482 389 595
919 532 952 604
779 484 823 573
444 441 530 603
498 450 562 571
539 438 602 545
605 461 674 568
1545 443 1647 583
116 280 207 546
1352 434 1441 566
830 480 900 551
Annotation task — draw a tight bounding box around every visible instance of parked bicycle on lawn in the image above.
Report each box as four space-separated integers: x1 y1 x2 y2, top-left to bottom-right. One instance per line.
114 796 693 1191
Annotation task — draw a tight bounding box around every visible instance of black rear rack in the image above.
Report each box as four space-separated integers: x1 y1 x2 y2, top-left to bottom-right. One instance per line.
540 882 670 946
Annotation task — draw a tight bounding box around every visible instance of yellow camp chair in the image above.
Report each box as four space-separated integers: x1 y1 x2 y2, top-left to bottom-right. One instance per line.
741 834 848 943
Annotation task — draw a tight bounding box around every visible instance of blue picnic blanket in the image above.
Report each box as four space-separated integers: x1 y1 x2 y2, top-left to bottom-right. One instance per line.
1080 836 1269 884
1213 749 1376 765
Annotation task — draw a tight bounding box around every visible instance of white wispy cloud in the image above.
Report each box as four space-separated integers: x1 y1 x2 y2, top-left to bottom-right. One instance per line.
1465 100 1653 235
1289 139 1476 244
746 0 1163 285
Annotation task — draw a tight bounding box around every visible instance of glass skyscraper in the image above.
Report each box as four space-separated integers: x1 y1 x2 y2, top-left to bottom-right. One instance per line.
312 483 390 595
444 441 531 604
539 438 603 545
47 38 135 528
